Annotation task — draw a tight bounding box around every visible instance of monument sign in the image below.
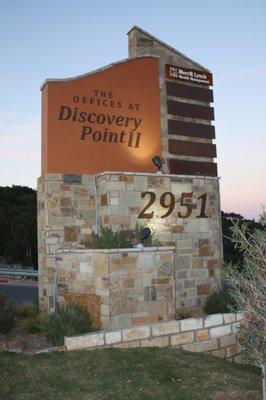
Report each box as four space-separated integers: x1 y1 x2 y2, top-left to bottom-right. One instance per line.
38 27 222 330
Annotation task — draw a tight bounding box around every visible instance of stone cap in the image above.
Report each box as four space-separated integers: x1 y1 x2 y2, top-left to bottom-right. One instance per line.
127 25 210 72
58 246 175 254
40 171 220 182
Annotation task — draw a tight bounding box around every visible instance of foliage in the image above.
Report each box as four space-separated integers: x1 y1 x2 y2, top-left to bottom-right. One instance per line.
90 226 131 249
39 302 91 346
223 222 266 366
203 288 239 314
221 211 264 268
0 295 16 334
0 185 37 268
15 301 42 334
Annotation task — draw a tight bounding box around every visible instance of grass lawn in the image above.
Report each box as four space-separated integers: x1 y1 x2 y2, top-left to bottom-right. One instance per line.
0 348 262 400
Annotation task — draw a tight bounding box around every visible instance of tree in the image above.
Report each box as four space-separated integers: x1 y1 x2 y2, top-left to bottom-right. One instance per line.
0 186 37 268
223 221 266 398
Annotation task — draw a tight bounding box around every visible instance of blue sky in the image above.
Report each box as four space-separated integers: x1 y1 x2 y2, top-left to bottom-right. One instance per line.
0 0 265 219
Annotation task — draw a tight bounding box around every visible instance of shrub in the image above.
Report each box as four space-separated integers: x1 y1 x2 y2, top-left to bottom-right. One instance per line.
16 301 38 319
90 226 130 249
203 288 239 315
16 301 42 334
0 300 16 334
223 222 266 366
39 302 91 346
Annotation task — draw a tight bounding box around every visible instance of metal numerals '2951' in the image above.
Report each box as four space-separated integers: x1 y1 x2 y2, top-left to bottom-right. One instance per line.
138 192 208 219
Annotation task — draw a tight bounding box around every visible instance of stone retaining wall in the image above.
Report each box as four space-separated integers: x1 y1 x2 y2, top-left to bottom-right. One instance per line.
65 312 243 362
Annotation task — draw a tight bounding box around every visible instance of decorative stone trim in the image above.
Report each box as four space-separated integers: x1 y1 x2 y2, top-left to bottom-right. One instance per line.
64 313 244 362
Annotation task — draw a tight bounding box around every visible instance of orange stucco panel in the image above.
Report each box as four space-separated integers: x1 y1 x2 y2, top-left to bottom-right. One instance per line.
41 57 162 175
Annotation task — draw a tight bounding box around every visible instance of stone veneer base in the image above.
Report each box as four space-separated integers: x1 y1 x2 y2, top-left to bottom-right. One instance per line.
65 312 244 363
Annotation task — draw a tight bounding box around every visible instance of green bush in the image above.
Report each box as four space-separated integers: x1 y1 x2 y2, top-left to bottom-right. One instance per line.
0 300 16 334
39 302 91 346
203 288 240 315
90 226 130 249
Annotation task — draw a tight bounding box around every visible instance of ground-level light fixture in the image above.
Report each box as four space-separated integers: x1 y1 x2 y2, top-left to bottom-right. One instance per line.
152 155 163 172
140 227 152 242
134 227 153 249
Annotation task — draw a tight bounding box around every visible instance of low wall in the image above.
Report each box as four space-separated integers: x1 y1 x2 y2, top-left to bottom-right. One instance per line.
65 312 244 362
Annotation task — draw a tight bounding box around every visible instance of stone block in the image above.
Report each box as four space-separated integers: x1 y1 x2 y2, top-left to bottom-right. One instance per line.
111 297 126 315
191 258 203 269
151 277 170 284
45 237 59 245
113 340 140 348
144 286 157 301
65 332 104 350
141 336 169 347
132 315 157 325
223 313 236 324
219 333 236 348
226 344 240 358
204 314 223 328
232 322 240 333
234 355 243 364
180 318 203 331
170 332 194 346
134 176 147 191
172 225 184 233
63 174 82 184
197 282 212 296
93 257 108 276
105 331 122 345
175 255 191 269
110 255 138 270
152 320 180 336
210 325 231 338
182 338 218 353
111 314 132 330
198 239 211 256
176 239 193 250
110 197 119 206
158 261 173 276
236 312 244 321
148 301 167 315
64 226 79 242
101 194 108 206
122 326 150 341
80 262 93 274
138 252 154 267
195 329 209 341
106 181 126 191
211 348 226 359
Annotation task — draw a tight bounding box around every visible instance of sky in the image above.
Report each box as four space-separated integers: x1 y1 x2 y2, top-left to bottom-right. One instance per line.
0 0 265 220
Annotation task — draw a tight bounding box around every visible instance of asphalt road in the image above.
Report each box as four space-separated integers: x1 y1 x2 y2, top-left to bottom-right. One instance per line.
0 282 38 304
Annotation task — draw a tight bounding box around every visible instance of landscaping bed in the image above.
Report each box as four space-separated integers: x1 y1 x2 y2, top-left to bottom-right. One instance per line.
0 347 262 400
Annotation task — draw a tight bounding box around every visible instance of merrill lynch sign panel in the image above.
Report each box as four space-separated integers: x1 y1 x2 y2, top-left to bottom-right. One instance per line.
166 64 213 86
41 57 161 174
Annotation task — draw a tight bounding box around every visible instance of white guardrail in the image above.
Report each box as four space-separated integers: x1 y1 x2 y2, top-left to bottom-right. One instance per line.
0 268 38 278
